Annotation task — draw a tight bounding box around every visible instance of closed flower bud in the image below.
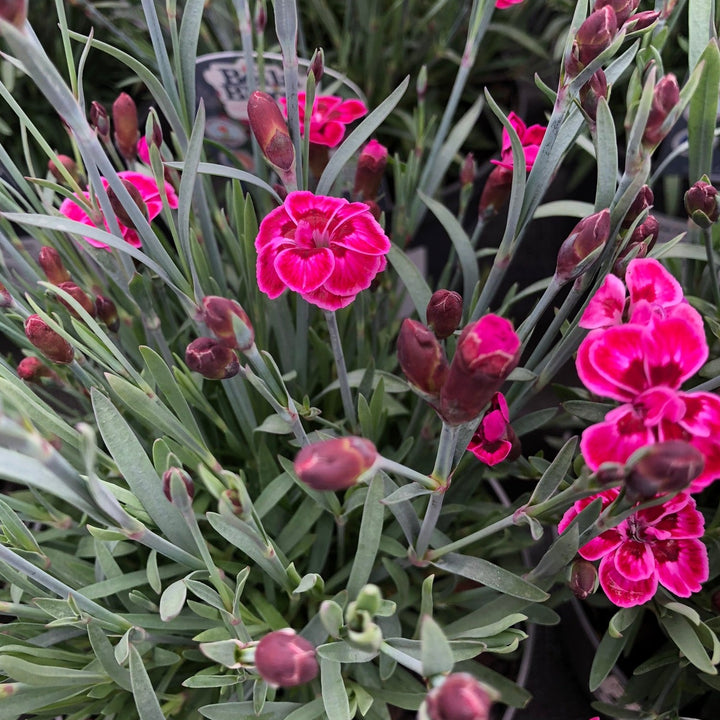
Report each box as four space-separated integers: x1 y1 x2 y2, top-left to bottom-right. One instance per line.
247 91 295 173
397 318 449 397
219 488 245 517
624 10 660 32
426 290 463 340
294 436 378 491
185 337 240 380
202 296 255 351
353 139 388 201
579 69 608 123
24 315 74 364
417 65 428 102
478 165 513 217
594 0 639 26
0 282 12 308
254 629 318 688
253 0 266 33
595 461 627 486
460 153 476 188
17 356 52 383
569 559 599 599
90 101 110 142
622 185 653 229
685 180 720 228
625 440 704 502
629 214 660 251
0 0 27 28
642 74 680 148
95 295 119 332
613 240 647 277
554 209 611 284
48 155 80 185
107 178 149 230
162 467 195 502
38 246 71 285
112 92 139 161
308 47 324 84
56 281 96 318
566 7 618 78
423 673 494 720
439 314 520 425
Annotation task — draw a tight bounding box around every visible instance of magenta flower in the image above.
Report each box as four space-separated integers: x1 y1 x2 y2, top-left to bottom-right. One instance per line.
558 489 708 607
496 0 524 7
255 191 390 311
59 171 178 249
137 136 151 165
467 393 518 466
279 92 367 147
490 112 546 172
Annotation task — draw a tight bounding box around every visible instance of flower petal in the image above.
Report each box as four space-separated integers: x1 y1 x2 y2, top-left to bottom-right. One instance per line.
256 248 288 298
654 539 708 597
599 553 658 607
580 273 626 329
626 258 683 309
614 539 655 580
274 246 335 293
580 411 653 470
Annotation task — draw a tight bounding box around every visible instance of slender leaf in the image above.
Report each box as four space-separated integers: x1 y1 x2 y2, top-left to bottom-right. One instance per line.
420 615 453 677
347 473 385 598
320 657 351 720
129 645 173 720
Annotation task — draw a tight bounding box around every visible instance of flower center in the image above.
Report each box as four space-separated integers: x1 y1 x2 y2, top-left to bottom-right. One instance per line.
626 515 647 542
312 228 330 248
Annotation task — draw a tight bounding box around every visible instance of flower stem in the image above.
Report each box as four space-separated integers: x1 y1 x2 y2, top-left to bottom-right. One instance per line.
414 423 460 559
376 457 438 490
324 310 356 429
428 511 518 561
704 226 720 307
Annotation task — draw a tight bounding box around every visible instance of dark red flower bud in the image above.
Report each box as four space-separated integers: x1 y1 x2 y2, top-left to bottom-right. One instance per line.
0 282 12 308
353 139 388 201
439 314 520 425
642 74 680 148
0 0 27 28
38 247 71 285
48 155 80 185
112 92 139 161
426 290 463 340
460 153 476 187
254 629 318 688
397 318 449 397
629 214 660 251
254 0 266 33
595 462 627 486
622 185 653 229
624 10 660 32
107 178 149 230
95 295 119 332
593 0 639 26
247 91 295 173
308 47 324 84
478 165 513 217
625 440 704 502
17 356 52 383
294 436 378 491
185 337 240 380
424 673 494 720
162 467 195 502
90 101 110 142
613 241 647 277
569 559 599 599
219 488 245 517
566 7 618 78
685 180 720 228
56 281 96 318
579 69 609 123
202 296 255 351
554 209 611 284
24 315 74 364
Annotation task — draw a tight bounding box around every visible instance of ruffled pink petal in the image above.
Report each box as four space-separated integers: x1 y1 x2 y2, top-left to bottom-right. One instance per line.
324 249 383 295
523 125 546 145
468 438 512 466
678 391 720 436
301 285 356 311
580 273 626 328
482 409 508 443
329 207 391 255
588 324 651 397
688 436 720 492
636 387 685 426
580 414 653 470
522 146 540 171
644 494 704 540
579 528 624 562
654 538 708 597
599 552 658 607
274 246 335 293
614 539 655 580
626 258 683 309
646 315 708 388
285 191 344 226
558 490 618 536
120 227 142 248
255 206 295 251
256 248 289 298
333 99 368 122
137 137 151 164
311 120 346 147
59 195 111 249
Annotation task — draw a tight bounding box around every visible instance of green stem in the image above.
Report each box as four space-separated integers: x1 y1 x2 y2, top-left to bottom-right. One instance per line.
515 276 563 344
376 457 437 490
414 491 446 560
428 511 518 561
324 310 356 429
704 226 720 307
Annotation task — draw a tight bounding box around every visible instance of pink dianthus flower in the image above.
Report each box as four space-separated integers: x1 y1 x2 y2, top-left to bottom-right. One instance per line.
59 171 178 249
496 0 524 7
279 92 367 147
467 393 518 466
490 112 546 172
255 191 390 311
558 489 708 607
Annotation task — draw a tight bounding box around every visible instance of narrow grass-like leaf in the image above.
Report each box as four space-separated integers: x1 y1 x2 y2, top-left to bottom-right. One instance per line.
528 437 578 506
386 244 432 320
0 655 106 686
662 612 717 675
347 473 384 598
432 553 548 602
688 0 714 72
320 657 351 720
420 615 453 678
87 622 132 692
129 645 166 720
589 622 632 691
178 0 205 118
200 702 302 720
0 684 85 720
688 39 720 182
317 76 409 195
594 97 617 210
